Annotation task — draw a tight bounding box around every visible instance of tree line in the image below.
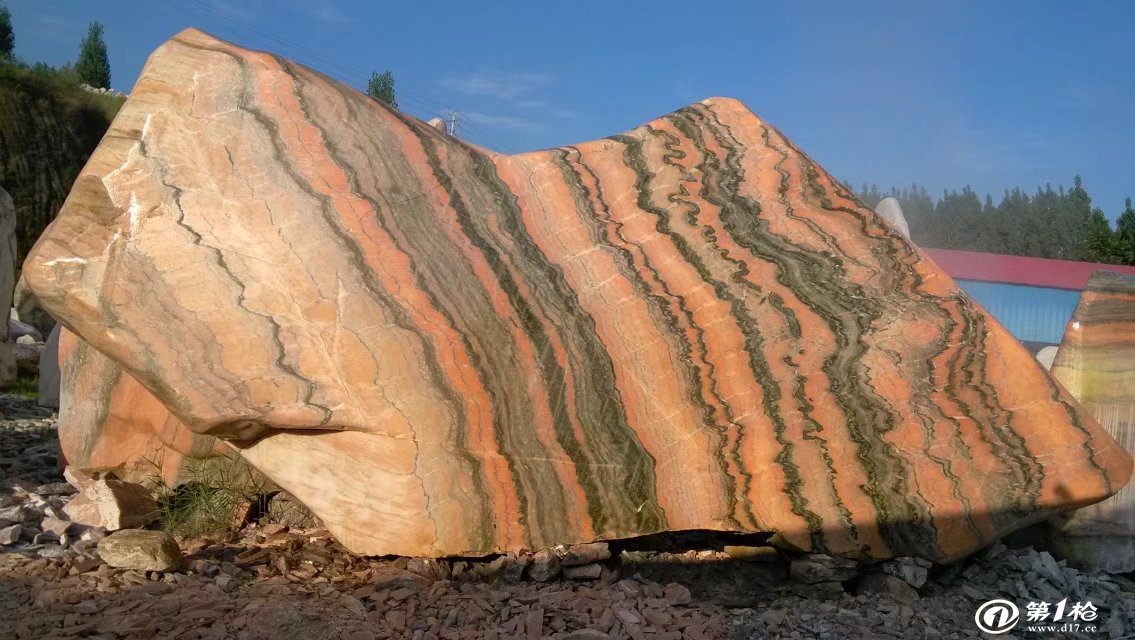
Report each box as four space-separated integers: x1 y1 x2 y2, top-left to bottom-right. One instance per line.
0 5 111 89
857 177 1135 266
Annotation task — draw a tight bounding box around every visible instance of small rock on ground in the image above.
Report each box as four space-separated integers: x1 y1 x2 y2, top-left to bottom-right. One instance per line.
97 529 183 571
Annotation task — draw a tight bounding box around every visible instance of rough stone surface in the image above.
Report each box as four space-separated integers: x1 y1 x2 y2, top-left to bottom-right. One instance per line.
264 490 321 529
560 542 610 566
855 572 920 603
97 529 183 571
37 324 60 408
57 327 232 486
23 28 1133 560
10 342 39 375
0 188 16 388
1049 271 1135 572
0 524 20 544
873 197 910 239
527 549 561 582
63 478 158 531
39 517 71 537
561 562 603 580
789 554 859 584
879 556 930 588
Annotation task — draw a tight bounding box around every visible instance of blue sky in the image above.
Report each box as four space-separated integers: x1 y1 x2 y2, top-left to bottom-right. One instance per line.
7 0 1135 217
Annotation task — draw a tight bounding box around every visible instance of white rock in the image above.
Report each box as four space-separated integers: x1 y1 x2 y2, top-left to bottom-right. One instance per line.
7 318 42 343
41 517 72 537
0 505 36 523
874 197 911 240
63 479 159 531
0 524 20 545
63 467 97 491
1035 346 1059 370
80 527 107 542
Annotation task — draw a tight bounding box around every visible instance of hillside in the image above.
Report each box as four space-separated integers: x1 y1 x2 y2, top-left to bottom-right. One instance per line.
0 62 123 265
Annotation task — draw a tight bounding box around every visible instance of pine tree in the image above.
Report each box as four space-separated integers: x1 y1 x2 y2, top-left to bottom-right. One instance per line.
0 3 14 60
366 70 397 107
852 177 1132 265
1061 175 1093 260
75 22 111 89
1115 197 1135 265
1083 207 1121 263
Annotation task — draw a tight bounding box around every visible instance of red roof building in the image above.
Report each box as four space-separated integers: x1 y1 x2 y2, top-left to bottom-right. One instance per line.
920 248 1135 349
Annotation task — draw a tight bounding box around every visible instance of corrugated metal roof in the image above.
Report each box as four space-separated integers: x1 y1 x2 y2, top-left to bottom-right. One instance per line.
924 248 1135 290
954 279 1082 345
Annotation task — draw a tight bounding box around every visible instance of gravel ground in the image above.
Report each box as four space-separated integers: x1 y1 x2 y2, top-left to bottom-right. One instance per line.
1 393 1133 640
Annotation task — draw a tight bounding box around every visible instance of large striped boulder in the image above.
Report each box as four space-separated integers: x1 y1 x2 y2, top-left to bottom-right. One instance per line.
24 29 1131 559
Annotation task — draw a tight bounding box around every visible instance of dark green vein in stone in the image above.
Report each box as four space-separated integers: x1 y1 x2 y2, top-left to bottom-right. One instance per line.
792 145 998 537
181 43 499 546
684 104 941 555
285 62 543 548
952 300 1041 512
784 139 989 548
790 147 985 539
633 129 765 530
404 129 666 538
555 146 753 530
127 44 334 432
665 114 860 547
64 339 125 464
610 130 825 548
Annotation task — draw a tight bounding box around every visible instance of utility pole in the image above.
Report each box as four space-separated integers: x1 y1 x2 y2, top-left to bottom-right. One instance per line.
447 109 460 136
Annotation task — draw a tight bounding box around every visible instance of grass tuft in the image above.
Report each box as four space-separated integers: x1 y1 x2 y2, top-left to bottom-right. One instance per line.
144 452 274 540
6 371 38 399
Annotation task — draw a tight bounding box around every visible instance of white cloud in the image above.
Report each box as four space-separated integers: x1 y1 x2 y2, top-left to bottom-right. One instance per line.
462 112 546 133
203 0 252 20
441 71 552 102
313 1 349 24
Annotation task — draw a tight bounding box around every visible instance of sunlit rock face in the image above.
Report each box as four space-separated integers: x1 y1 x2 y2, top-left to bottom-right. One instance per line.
56 327 229 487
24 29 1132 559
1049 271 1135 572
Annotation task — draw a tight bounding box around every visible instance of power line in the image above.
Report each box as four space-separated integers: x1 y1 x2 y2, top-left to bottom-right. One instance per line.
157 2 513 150
175 3 449 110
